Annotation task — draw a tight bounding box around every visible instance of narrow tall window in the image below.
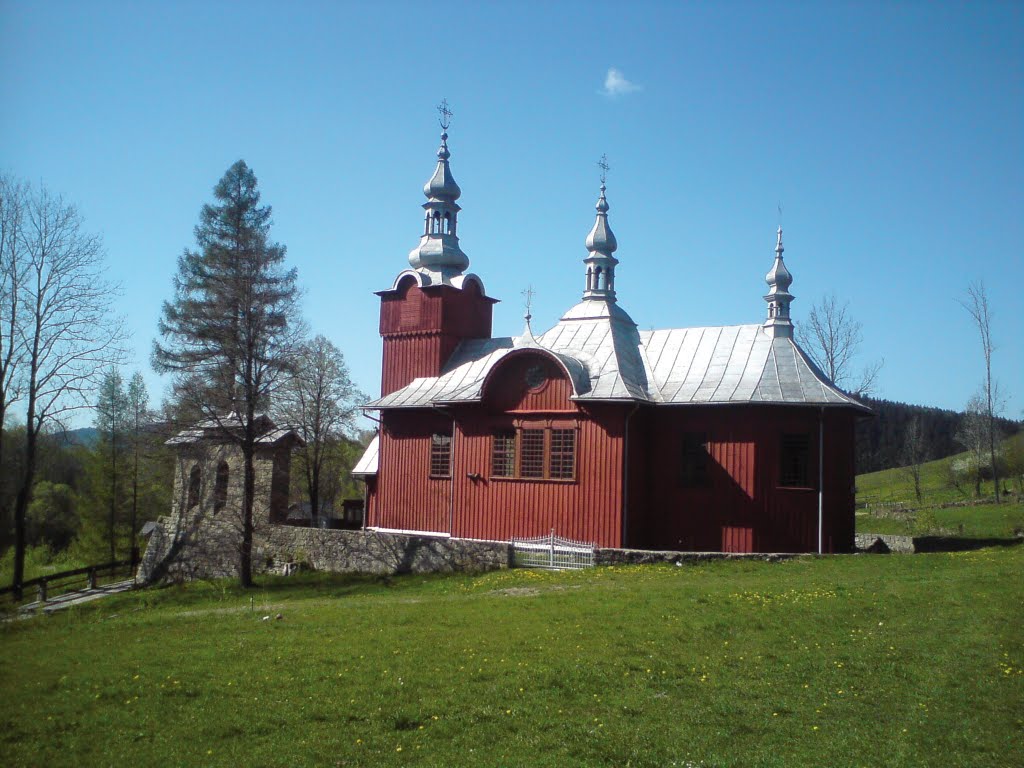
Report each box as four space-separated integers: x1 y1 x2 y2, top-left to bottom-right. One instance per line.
491 431 516 477
430 433 452 478
681 432 709 487
187 465 201 509
214 461 229 512
548 429 576 480
519 429 545 478
779 433 811 487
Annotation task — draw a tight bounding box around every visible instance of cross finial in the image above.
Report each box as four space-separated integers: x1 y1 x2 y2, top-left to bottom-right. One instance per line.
437 99 453 131
597 154 610 185
777 201 783 227
521 285 535 322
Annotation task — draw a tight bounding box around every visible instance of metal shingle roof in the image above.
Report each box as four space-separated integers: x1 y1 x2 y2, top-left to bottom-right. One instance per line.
365 301 867 412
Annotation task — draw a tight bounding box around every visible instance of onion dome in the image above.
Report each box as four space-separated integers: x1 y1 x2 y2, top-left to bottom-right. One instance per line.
763 226 795 337
585 184 618 256
582 157 620 303
407 109 469 277
423 132 462 202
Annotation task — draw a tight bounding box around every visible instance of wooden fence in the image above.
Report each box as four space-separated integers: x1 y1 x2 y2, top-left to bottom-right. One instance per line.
1 558 135 604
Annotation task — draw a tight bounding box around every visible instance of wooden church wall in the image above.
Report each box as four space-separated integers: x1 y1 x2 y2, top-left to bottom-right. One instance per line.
451 403 625 547
627 405 856 553
372 410 454 534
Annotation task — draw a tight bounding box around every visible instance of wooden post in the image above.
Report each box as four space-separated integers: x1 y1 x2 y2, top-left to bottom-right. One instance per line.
37 579 47 603
88 568 97 589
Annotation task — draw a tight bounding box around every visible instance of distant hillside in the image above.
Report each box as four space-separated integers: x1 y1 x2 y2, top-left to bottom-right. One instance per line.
57 427 99 447
855 396 1020 474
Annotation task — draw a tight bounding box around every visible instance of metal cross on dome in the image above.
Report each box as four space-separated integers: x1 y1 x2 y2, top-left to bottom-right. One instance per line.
437 99 453 131
522 285 535 321
597 154 610 185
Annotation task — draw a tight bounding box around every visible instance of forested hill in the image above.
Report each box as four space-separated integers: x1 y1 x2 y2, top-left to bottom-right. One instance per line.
854 396 1021 474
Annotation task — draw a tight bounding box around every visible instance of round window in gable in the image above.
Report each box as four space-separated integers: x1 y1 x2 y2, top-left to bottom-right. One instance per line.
525 363 550 393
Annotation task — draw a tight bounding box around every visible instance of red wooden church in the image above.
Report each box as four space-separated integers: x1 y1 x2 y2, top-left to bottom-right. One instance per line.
353 124 868 553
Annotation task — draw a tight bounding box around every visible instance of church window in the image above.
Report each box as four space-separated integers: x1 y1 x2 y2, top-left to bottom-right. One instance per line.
548 429 576 480
187 465 201 509
491 430 516 477
519 429 545 478
681 432 709 487
214 461 229 512
489 426 577 482
430 433 452 478
779 433 811 487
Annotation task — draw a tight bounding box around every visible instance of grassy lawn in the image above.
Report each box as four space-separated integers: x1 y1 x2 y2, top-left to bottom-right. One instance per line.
3 550 1022 767
0 546 88 587
856 434 1024 538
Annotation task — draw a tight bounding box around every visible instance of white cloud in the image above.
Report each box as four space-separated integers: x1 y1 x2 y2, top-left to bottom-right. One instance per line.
602 67 642 97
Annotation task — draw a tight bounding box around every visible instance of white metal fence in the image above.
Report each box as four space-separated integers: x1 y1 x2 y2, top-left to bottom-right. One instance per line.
511 530 596 570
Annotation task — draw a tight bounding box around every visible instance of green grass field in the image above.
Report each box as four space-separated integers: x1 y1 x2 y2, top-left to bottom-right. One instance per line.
3 550 1022 768
856 434 1024 539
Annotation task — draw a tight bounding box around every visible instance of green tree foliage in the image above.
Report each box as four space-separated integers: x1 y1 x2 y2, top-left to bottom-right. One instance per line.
95 367 128 561
154 160 301 587
26 481 79 552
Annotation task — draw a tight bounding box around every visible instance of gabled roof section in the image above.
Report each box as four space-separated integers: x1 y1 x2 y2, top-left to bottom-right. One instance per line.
640 325 868 409
166 413 306 446
366 318 868 412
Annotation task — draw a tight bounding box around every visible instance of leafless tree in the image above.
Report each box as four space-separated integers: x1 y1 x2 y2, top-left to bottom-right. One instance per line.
801 293 883 396
955 394 990 498
900 415 926 503
7 181 126 597
959 281 1001 503
278 334 364 527
0 176 28 527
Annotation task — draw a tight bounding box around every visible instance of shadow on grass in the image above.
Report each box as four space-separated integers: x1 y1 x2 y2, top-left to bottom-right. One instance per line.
913 536 1024 553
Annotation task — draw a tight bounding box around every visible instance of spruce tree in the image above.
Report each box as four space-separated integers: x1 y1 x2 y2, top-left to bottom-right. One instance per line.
154 160 300 587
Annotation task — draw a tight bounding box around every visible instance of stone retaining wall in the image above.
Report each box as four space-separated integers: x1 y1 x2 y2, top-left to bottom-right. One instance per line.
139 516 512 583
854 533 916 553
596 548 801 565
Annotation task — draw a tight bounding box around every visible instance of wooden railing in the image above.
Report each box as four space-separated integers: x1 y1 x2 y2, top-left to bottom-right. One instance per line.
1 558 136 604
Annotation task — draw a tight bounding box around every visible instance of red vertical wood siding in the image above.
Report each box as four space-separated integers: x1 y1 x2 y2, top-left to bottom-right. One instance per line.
379 278 494 396
627 405 856 553
371 411 454 534
372 351 626 547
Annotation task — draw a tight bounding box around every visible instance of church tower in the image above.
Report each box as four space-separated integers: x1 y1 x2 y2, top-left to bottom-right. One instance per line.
376 103 496 396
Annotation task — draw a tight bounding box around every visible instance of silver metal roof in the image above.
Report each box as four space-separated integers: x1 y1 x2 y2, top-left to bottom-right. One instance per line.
166 413 305 446
352 435 379 476
366 299 867 412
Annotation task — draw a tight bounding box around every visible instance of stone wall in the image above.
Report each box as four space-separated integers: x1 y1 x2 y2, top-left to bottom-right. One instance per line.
853 533 916 553
596 548 802 565
139 515 512 583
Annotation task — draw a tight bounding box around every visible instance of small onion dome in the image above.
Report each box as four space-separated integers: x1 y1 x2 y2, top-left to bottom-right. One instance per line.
585 184 618 255
423 132 462 201
764 227 792 291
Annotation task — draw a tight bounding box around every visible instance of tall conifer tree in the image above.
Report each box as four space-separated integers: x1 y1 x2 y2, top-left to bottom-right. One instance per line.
154 160 300 587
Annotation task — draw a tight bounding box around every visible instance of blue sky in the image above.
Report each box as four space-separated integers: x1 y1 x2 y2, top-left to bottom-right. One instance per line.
2 1 1021 425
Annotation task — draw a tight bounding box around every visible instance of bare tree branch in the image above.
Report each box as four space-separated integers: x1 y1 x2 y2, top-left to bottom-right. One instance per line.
958 281 1001 503
800 292 884 396
6 180 127 597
